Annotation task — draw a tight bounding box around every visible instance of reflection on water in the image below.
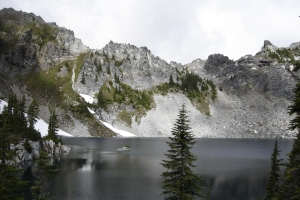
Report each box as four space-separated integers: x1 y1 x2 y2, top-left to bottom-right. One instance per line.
24 138 293 200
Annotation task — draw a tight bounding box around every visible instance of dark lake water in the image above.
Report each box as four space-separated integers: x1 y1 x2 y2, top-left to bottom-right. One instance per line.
23 137 293 200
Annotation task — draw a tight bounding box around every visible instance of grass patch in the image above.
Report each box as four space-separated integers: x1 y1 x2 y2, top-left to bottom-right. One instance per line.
97 82 155 111
154 71 217 115
267 48 300 64
23 22 57 48
97 82 155 126
75 53 89 82
117 110 133 127
0 15 58 55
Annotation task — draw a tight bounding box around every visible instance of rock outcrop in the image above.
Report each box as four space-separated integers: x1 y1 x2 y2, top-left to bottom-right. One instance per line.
11 139 70 163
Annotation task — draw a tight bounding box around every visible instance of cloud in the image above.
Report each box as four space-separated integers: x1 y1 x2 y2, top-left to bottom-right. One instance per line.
1 0 300 64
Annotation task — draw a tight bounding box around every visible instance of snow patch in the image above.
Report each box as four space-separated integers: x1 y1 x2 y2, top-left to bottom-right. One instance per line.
100 120 136 137
0 100 8 113
35 118 73 137
88 107 95 114
79 94 94 104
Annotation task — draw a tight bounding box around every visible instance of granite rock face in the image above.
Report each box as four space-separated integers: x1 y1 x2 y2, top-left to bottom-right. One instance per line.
0 8 89 75
73 42 183 97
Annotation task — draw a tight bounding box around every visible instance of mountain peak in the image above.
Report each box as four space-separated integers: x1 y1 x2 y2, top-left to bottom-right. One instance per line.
261 40 278 52
0 7 45 24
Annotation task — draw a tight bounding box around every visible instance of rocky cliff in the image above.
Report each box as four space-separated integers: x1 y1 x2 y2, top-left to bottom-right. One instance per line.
0 8 114 137
0 8 298 138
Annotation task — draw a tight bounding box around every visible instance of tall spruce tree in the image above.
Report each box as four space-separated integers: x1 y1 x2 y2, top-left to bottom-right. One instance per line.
46 110 60 144
31 146 58 200
0 110 25 200
27 99 39 130
265 137 282 200
161 104 204 200
27 99 41 141
279 134 300 199
278 63 300 199
18 95 27 134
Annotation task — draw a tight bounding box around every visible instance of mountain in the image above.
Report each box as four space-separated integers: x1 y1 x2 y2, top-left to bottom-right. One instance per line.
0 8 298 138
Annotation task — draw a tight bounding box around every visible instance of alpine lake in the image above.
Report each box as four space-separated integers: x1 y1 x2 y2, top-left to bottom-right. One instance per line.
22 137 293 200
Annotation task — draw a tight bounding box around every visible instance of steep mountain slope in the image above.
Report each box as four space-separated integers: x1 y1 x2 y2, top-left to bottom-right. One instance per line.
0 8 298 138
0 8 115 137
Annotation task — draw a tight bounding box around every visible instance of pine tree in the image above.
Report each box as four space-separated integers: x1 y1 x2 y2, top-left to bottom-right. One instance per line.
107 66 111 75
279 132 300 199
31 146 58 200
289 81 300 130
0 113 25 200
81 72 85 84
18 95 27 133
27 99 39 130
6 94 19 134
46 110 59 144
169 74 175 86
278 70 300 199
265 137 282 200
27 99 41 141
161 104 204 200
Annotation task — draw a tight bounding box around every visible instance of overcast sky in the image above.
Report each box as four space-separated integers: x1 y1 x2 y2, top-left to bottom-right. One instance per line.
1 0 300 64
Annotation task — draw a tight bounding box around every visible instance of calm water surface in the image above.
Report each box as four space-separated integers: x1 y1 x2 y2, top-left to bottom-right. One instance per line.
26 138 293 200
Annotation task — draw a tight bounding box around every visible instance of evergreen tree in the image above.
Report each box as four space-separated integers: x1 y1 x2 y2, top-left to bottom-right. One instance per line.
278 69 300 199
0 113 25 200
169 74 175 86
289 81 300 130
265 137 282 200
18 95 27 133
279 132 300 199
46 110 59 144
27 99 39 130
6 94 18 133
81 72 85 84
161 104 204 200
31 146 58 200
94 58 98 66
27 99 41 141
5 94 27 136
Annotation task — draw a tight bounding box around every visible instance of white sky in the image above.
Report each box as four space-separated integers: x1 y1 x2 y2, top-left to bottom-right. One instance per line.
1 0 300 64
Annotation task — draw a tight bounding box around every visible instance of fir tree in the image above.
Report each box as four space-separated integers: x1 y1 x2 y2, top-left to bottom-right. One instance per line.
27 99 39 130
6 94 19 133
46 110 59 144
169 74 175 86
107 66 111 75
278 69 300 199
279 133 300 199
289 81 300 130
27 99 41 141
81 72 85 84
0 114 25 200
18 95 27 133
94 58 98 67
161 104 204 200
31 146 58 200
265 137 282 200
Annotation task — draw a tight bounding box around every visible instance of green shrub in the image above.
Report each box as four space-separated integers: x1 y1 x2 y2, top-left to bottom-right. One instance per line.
23 139 32 153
